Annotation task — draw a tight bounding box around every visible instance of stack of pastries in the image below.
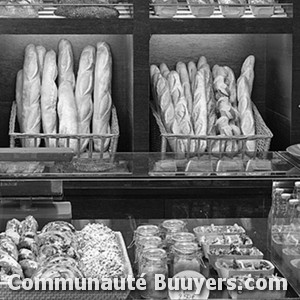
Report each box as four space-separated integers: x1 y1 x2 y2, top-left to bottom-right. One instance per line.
0 216 125 282
15 39 114 153
150 55 257 153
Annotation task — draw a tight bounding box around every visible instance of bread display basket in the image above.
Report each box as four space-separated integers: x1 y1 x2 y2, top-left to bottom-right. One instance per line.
9 101 119 160
151 102 273 155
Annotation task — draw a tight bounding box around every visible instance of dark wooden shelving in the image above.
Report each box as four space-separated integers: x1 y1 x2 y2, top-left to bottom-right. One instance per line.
0 19 134 34
150 18 293 34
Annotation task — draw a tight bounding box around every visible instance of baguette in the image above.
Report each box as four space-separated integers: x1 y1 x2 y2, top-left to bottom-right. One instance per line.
16 69 23 133
160 63 170 79
155 73 177 134
57 81 78 150
240 55 255 95
167 71 194 153
223 66 237 108
188 61 197 94
41 50 58 148
197 56 207 70
93 42 112 152
36 45 46 81
193 69 207 152
237 76 255 151
75 45 95 152
58 39 75 89
176 62 193 115
22 44 41 147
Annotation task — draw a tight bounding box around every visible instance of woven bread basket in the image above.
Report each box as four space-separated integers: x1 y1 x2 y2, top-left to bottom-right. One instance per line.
9 101 119 159
151 102 273 154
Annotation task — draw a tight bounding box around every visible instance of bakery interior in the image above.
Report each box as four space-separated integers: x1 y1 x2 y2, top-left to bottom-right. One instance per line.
0 0 300 299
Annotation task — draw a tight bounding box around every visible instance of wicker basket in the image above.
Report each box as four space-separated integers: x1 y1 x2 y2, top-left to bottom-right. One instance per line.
9 101 119 160
151 102 273 154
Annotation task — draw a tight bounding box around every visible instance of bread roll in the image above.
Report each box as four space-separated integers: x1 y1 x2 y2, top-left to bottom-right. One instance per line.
176 62 193 115
16 69 23 133
58 39 75 89
75 45 95 152
41 50 58 147
57 81 78 150
193 69 207 152
22 44 41 147
167 71 194 153
36 45 46 81
93 42 112 152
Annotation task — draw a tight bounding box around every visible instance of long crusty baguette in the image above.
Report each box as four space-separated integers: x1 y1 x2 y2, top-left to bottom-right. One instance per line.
58 39 75 89
41 50 58 148
224 66 237 108
22 44 41 147
193 69 207 152
198 60 217 136
154 73 177 134
16 69 23 133
75 45 95 152
57 81 78 150
167 70 194 153
240 55 255 95
160 63 170 79
93 42 112 152
188 61 197 94
176 62 193 115
237 76 255 152
36 45 46 81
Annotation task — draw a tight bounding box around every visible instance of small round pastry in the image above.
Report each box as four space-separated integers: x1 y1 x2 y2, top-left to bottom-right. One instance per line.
20 216 38 238
18 237 39 256
0 250 24 281
41 221 76 234
5 218 21 245
18 248 36 262
19 259 39 278
0 235 19 261
38 244 62 262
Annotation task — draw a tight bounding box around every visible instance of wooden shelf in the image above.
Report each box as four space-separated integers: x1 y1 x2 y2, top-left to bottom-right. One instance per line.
0 18 134 34
150 18 293 34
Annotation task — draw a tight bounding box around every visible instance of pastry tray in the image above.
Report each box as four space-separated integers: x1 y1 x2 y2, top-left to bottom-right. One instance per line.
0 231 133 300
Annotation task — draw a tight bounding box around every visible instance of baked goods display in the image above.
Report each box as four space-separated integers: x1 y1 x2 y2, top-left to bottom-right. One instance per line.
14 39 117 154
151 55 270 154
0 0 43 18
0 216 129 283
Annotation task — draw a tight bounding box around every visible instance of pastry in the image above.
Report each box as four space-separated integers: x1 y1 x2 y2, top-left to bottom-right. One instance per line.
19 215 38 238
93 42 112 152
19 248 36 261
19 259 39 278
41 50 58 147
5 218 21 245
75 45 95 152
0 235 18 261
0 250 24 282
22 44 41 147
18 237 39 256
41 221 76 234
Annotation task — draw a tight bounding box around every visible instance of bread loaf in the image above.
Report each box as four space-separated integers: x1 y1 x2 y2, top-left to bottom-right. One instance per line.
223 66 237 108
193 69 207 152
176 62 193 115
212 65 229 100
160 63 170 79
22 44 41 147
240 55 255 94
36 45 46 81
237 76 255 151
150 65 161 111
155 73 177 134
57 81 78 150
16 69 23 133
188 61 197 94
93 42 112 152
168 71 194 153
75 45 95 152
58 39 75 89
41 50 58 148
